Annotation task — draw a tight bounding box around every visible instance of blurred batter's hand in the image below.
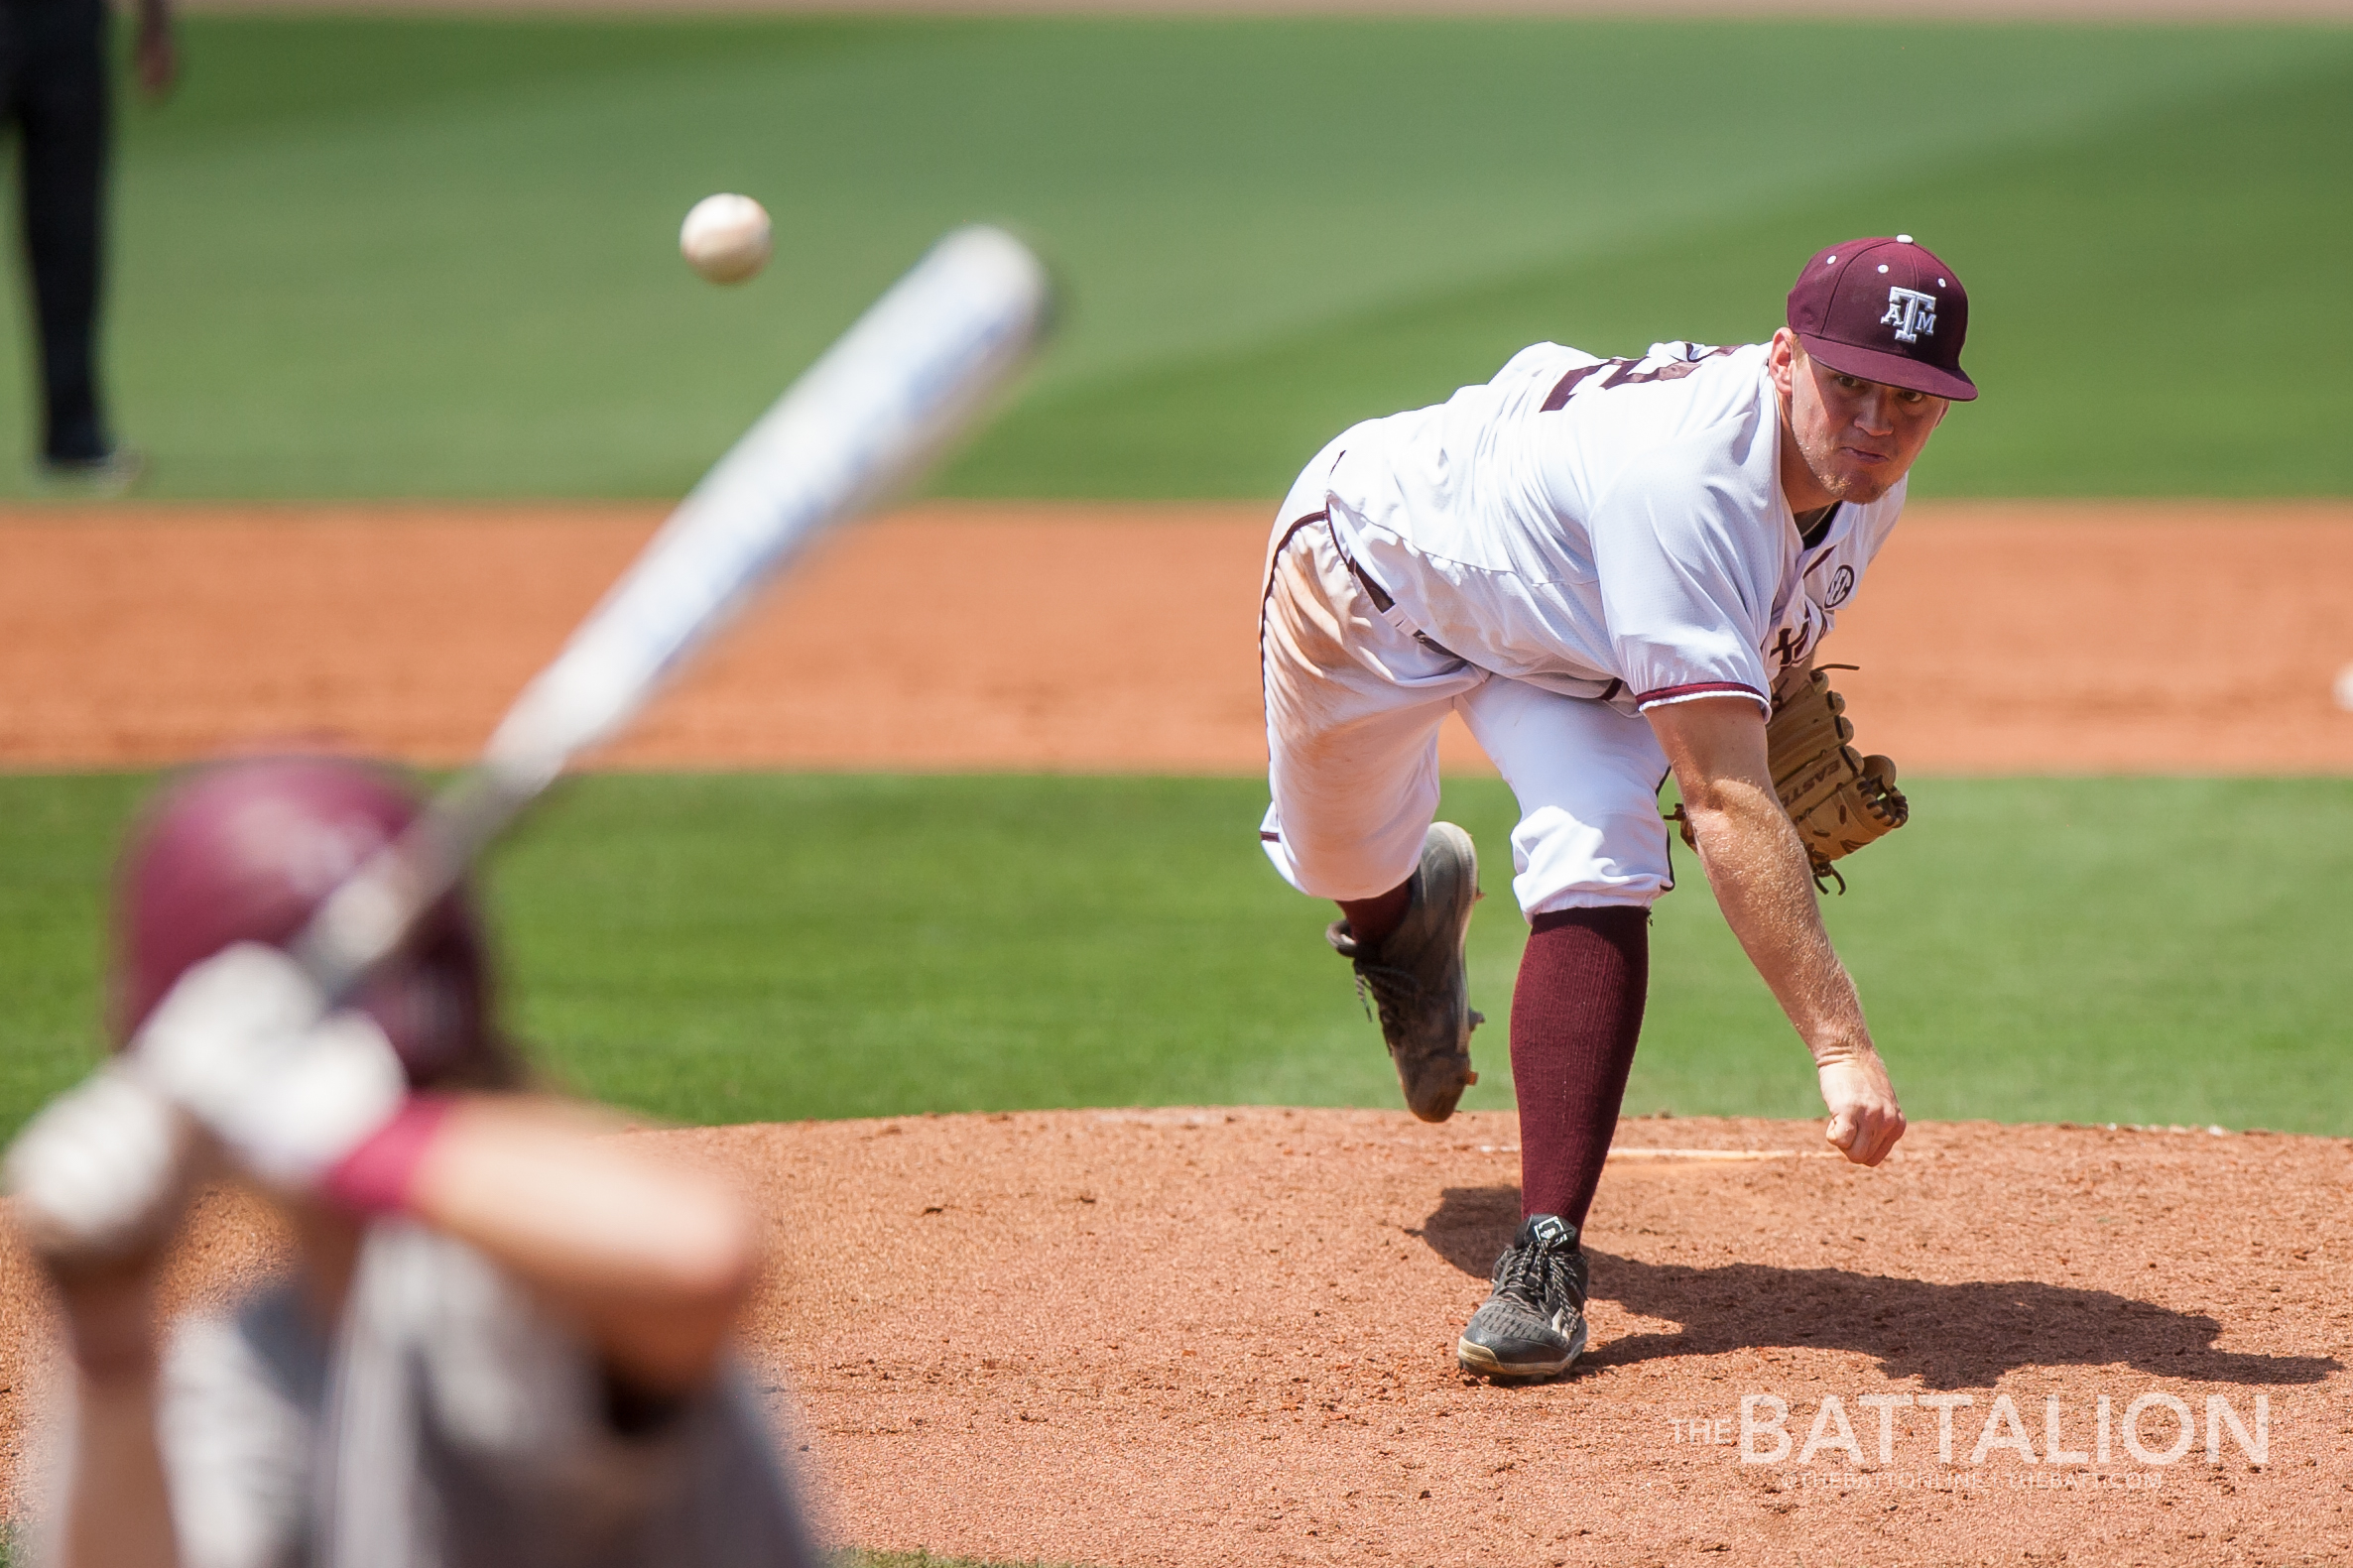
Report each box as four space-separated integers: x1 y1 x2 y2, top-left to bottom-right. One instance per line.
134 942 408 1193
1817 1053 1906 1166
4 1068 190 1266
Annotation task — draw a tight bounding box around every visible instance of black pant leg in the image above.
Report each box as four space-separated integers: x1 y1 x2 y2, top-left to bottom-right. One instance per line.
15 0 111 461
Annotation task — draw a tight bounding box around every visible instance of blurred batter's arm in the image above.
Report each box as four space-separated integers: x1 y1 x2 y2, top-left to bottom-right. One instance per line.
6 1073 188 1568
401 1097 763 1399
1646 694 1906 1166
49 1257 180 1568
130 944 764 1403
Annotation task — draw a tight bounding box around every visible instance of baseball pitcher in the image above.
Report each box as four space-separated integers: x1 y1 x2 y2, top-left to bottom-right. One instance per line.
1258 237 1973 1380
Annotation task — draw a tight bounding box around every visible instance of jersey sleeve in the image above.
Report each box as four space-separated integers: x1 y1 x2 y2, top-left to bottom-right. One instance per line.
1589 434 1780 714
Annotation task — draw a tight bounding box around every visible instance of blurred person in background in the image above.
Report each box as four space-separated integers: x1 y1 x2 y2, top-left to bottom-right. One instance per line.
0 0 173 489
6 756 821 1567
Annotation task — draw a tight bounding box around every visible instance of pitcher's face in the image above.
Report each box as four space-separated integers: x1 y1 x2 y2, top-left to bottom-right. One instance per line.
1772 328 1948 506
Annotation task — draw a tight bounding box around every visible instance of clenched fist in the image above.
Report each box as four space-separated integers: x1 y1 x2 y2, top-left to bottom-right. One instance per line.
5 1068 190 1266
134 942 409 1194
1817 1052 1906 1166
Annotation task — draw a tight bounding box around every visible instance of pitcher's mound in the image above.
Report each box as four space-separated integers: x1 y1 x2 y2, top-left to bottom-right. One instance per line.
7 1109 2347 1564
709 1108 2348 1567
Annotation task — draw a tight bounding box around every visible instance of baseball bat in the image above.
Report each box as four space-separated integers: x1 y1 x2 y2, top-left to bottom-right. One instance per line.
292 224 1053 1001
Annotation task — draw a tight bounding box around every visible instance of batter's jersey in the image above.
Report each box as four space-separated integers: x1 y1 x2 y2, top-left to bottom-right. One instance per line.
1321 339 1902 713
137 1221 820 1568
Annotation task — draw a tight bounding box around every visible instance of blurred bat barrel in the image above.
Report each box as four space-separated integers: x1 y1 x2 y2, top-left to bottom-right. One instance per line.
295 224 1055 1000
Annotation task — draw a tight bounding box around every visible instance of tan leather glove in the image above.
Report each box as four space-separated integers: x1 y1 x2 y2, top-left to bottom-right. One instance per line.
1670 667 1909 890
1764 667 1908 886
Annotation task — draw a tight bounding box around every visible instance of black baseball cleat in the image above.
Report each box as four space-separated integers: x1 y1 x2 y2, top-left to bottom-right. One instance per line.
1456 1214 1590 1382
1326 821 1483 1123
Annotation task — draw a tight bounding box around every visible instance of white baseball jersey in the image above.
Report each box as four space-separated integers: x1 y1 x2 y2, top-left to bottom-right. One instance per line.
130 1221 818 1568
1319 339 1902 714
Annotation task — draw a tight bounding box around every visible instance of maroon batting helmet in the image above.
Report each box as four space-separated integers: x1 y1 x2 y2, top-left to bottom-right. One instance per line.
112 756 507 1089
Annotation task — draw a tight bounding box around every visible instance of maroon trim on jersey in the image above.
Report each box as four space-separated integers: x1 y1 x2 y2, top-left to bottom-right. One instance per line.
1543 346 1736 412
1542 362 1608 412
1634 680 1769 710
1257 509 1335 775
1259 829 1282 843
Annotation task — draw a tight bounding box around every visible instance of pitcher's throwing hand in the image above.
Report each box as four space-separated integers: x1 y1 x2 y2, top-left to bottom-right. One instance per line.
1819 1053 1908 1166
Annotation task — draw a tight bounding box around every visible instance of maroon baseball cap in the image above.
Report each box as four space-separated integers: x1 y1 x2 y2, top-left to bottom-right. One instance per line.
112 756 502 1089
1787 236 1975 402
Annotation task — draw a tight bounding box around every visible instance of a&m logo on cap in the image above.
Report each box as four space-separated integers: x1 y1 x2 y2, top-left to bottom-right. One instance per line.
1881 287 1937 344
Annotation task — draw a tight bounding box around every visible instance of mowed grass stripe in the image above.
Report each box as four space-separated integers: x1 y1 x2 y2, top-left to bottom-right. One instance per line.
3 774 2348 1139
949 50 2353 500
6 18 2344 498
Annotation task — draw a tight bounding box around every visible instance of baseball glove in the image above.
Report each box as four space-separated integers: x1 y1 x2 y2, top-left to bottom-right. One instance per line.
1671 666 1909 891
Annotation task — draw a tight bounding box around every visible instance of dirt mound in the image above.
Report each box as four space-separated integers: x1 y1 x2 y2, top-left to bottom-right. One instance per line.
9 1110 2346 1564
0 500 2348 775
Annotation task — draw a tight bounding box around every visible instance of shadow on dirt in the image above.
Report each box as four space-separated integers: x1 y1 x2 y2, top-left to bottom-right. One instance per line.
1418 1184 2337 1390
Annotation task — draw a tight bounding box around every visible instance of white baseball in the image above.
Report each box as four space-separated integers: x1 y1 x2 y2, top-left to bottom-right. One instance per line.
680 193 772 286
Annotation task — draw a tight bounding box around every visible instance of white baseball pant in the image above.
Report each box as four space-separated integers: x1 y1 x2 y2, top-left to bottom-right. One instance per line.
1259 466 1677 919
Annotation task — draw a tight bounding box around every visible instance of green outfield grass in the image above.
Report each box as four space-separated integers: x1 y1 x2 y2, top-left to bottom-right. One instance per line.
5 773 2348 1142
9 16 2345 499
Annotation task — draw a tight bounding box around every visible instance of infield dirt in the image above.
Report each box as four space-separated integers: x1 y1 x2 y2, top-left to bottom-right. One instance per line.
2 499 2350 775
5 1111 2348 1565
4 501 2351 1563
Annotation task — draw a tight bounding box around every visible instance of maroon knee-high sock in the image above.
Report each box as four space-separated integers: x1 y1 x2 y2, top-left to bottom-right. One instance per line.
1510 907 1649 1229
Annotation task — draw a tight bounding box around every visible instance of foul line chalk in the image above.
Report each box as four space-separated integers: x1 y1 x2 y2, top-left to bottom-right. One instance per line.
1606 1147 1840 1161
